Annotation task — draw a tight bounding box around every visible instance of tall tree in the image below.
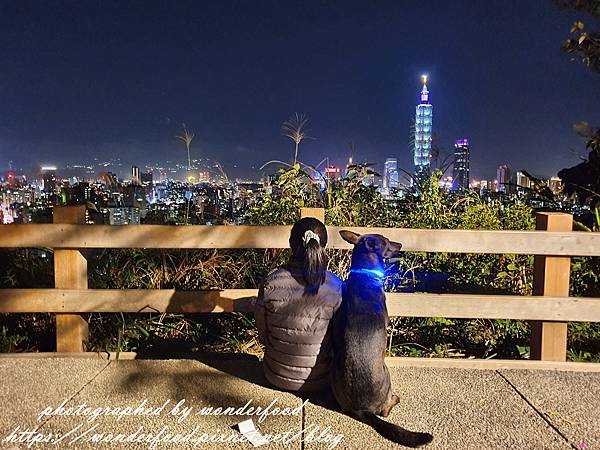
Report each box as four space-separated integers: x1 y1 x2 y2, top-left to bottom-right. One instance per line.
558 0 600 71
556 1 600 210
176 124 195 171
281 113 310 165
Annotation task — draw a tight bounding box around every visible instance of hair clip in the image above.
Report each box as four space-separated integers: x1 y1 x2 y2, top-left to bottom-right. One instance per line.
303 230 320 247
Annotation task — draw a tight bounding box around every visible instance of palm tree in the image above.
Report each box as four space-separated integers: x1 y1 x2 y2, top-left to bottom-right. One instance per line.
176 124 195 170
281 113 310 164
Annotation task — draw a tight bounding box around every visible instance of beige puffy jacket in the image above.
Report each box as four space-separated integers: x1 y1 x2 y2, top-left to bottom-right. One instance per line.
255 262 343 392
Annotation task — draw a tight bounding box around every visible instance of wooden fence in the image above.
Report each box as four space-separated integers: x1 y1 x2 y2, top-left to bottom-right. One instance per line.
1 205 599 362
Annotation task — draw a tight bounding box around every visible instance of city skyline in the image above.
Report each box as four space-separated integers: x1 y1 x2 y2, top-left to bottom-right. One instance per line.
1 1 600 180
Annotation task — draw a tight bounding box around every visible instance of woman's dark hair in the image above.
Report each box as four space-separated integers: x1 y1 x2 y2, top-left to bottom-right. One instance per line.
289 217 328 295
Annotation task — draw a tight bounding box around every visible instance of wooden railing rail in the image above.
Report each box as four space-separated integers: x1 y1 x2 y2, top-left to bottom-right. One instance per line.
0 224 598 255
0 206 598 361
0 289 599 322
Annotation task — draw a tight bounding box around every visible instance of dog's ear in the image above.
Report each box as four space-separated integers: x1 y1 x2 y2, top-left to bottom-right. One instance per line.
388 240 402 252
339 230 360 245
364 236 382 252
386 240 403 257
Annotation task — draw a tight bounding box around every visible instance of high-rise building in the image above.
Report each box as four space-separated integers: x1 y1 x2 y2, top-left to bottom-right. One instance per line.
515 171 531 195
6 170 17 188
108 207 141 225
452 139 470 190
496 165 512 193
124 184 147 218
140 171 153 186
414 75 433 184
383 158 399 193
41 166 57 192
131 166 141 185
480 179 489 194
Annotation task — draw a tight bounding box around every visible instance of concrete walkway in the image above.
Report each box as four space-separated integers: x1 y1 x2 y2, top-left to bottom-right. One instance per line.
1 356 599 449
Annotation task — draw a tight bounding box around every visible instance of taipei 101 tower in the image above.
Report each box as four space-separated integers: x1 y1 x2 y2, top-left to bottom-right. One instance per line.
413 75 433 184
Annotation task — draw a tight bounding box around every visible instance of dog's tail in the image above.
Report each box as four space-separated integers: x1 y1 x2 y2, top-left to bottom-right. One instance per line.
354 410 433 448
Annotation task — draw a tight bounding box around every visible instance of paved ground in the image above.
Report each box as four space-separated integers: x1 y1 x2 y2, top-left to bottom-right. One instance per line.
0 356 598 450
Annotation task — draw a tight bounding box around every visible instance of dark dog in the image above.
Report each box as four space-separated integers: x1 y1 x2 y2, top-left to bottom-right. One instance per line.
331 231 433 448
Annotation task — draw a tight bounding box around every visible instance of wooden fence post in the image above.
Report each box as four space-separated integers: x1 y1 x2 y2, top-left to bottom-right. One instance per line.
300 207 325 222
54 205 89 352
530 212 573 361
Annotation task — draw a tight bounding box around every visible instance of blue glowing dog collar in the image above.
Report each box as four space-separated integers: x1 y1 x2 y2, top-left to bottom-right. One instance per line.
349 268 385 279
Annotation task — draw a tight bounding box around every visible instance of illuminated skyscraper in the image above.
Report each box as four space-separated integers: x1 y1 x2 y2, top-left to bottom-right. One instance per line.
414 75 433 184
497 165 512 193
515 171 531 195
6 170 16 188
452 139 470 190
131 166 141 185
140 170 153 186
41 166 57 192
383 158 399 193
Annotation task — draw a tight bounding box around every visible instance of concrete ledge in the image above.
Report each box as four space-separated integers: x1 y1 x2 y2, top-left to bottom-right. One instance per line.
2 357 599 449
2 353 599 372
0 351 138 359
384 356 600 372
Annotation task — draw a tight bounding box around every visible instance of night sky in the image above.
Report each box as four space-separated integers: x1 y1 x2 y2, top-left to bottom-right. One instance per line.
1 0 600 180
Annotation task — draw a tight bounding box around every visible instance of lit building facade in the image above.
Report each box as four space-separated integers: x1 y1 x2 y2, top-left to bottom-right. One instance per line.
41 166 57 192
131 166 141 185
515 171 531 195
414 75 433 184
452 139 470 190
383 158 399 193
108 207 141 225
479 179 490 194
140 171 153 186
496 165 512 193
6 171 17 188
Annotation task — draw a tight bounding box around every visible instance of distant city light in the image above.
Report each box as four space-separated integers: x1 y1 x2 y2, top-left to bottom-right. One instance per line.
41 166 57 171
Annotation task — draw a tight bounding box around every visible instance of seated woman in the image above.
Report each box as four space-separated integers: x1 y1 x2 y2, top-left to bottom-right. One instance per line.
254 217 343 392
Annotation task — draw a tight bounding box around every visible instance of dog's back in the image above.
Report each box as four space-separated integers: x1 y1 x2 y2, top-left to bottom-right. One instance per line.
332 274 390 413
331 231 433 448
